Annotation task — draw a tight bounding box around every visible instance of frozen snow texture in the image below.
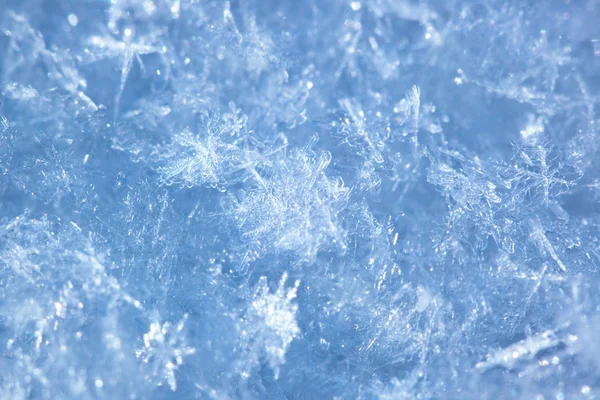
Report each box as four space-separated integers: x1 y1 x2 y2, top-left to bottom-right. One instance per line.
0 0 599 399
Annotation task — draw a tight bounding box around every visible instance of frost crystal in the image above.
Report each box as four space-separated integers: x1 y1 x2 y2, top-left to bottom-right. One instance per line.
136 314 196 392
237 273 300 379
228 147 348 261
476 329 561 371
157 103 247 188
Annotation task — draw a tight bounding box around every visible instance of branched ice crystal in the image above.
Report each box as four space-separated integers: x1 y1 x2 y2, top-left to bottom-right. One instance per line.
236 273 300 380
158 103 248 188
136 314 196 392
228 146 349 262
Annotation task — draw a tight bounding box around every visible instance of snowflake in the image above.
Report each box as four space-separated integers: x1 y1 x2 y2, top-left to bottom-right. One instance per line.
228 147 348 261
509 140 581 205
158 104 247 188
136 314 196 392
236 273 300 379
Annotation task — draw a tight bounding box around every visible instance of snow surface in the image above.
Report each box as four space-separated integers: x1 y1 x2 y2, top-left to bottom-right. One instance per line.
0 0 599 398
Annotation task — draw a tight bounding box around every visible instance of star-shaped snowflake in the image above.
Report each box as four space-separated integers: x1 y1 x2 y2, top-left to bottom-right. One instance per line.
136 314 196 391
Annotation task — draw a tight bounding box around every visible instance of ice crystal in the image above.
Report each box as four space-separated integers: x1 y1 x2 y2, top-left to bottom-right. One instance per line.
157 104 247 188
227 145 349 262
476 329 561 371
236 273 300 380
136 314 196 392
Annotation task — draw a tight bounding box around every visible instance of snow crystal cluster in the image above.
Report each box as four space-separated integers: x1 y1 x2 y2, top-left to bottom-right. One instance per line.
0 0 599 398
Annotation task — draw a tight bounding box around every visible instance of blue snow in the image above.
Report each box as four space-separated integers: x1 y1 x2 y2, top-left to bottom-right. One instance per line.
0 0 599 399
